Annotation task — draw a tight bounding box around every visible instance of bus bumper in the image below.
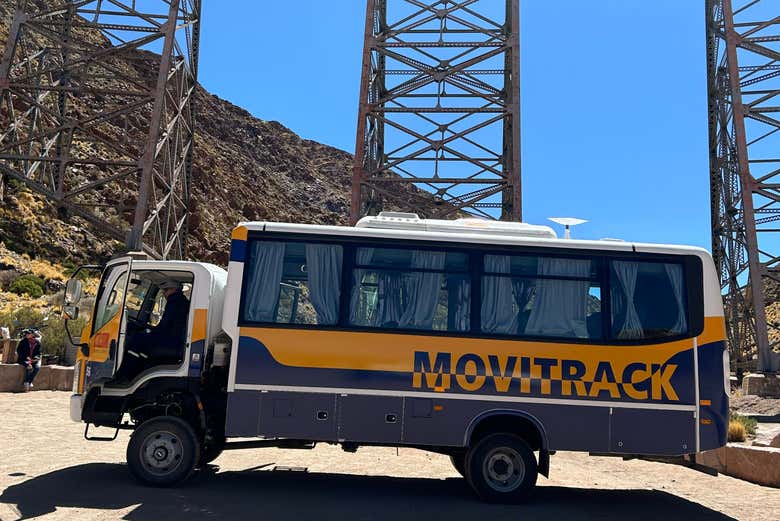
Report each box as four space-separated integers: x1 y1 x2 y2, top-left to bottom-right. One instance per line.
70 394 83 422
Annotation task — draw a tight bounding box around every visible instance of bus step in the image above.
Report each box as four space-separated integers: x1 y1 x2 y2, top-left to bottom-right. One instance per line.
84 423 119 442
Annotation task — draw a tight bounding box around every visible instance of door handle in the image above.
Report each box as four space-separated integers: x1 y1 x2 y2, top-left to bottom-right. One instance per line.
109 339 116 358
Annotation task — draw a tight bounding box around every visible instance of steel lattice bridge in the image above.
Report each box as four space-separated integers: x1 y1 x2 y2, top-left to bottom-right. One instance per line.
0 0 201 260
351 0 521 222
707 0 780 373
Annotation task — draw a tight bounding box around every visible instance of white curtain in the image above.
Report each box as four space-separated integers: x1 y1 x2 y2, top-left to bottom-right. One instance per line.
451 276 471 332
245 242 285 322
399 250 445 329
664 263 687 334
349 248 375 325
611 260 643 339
525 258 591 338
481 255 518 334
305 244 342 325
376 272 404 327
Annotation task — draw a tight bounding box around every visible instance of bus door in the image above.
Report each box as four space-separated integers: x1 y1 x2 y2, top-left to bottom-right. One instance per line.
83 258 133 389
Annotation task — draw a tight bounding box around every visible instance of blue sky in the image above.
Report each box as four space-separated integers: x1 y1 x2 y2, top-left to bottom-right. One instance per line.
198 1 711 249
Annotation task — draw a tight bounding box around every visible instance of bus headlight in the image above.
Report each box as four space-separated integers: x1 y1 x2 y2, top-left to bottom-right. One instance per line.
723 349 731 396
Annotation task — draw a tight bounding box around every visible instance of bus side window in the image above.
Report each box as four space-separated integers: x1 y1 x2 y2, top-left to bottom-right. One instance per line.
481 254 602 340
242 241 343 326
609 260 688 340
348 247 470 333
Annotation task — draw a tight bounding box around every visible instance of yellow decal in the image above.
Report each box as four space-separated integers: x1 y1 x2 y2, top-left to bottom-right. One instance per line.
191 309 208 342
231 226 248 241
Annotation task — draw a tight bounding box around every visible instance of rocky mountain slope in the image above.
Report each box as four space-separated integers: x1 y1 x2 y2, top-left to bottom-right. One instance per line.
0 4 436 267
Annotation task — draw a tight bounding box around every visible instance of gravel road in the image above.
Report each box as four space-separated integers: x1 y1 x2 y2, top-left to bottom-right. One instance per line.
1 392 778 521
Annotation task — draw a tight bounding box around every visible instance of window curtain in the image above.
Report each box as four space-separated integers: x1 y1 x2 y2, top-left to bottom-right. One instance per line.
481 255 518 334
376 271 404 327
245 242 285 322
525 258 591 338
349 248 375 325
611 260 643 339
305 244 343 325
450 276 471 332
399 250 445 329
664 263 688 334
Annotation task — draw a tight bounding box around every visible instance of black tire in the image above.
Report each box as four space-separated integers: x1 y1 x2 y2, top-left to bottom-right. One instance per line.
127 416 200 486
464 433 538 503
450 453 466 477
198 436 226 467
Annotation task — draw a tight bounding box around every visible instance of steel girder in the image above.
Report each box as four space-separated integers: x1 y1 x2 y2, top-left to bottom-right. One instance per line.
707 0 780 373
351 0 521 223
0 0 201 260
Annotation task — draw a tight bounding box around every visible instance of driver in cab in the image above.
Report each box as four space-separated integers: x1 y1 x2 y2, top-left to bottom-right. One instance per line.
120 279 190 380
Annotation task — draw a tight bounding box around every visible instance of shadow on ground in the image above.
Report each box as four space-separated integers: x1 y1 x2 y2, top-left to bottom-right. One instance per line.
0 463 736 521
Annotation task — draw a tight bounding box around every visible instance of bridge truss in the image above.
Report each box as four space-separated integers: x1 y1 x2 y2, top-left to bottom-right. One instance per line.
0 0 201 259
351 0 521 222
707 0 780 372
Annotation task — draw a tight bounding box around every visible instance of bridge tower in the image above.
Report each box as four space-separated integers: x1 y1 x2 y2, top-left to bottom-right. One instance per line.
351 0 521 223
707 0 780 372
0 0 201 259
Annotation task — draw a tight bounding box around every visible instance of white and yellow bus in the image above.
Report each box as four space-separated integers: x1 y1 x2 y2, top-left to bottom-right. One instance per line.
65 213 729 502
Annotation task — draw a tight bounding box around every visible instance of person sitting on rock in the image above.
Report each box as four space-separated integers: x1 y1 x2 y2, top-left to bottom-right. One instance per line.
16 329 41 392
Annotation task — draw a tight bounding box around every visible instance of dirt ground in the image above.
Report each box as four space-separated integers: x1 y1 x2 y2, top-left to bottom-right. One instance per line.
1 392 778 521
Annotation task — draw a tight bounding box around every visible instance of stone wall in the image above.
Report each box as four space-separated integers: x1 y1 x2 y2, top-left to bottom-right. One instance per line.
742 373 780 398
697 444 780 488
0 364 73 392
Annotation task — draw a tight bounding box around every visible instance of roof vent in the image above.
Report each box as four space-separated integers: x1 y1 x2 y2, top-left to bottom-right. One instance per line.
375 211 421 221
356 214 557 239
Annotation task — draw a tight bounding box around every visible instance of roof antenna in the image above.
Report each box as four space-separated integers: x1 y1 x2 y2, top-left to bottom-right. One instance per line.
548 217 588 240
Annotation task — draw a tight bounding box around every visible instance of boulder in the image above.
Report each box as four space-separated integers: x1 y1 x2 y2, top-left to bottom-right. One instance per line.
0 363 74 392
1 339 16 364
698 444 780 487
723 445 780 488
752 423 780 448
742 373 780 398
32 365 53 390
48 365 74 391
0 363 24 392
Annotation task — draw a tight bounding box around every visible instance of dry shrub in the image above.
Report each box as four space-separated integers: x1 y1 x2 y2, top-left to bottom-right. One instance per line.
30 259 67 281
0 269 17 289
728 420 747 442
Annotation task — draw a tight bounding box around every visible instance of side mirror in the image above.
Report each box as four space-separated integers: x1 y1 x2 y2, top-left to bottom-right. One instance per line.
65 278 83 305
63 305 79 321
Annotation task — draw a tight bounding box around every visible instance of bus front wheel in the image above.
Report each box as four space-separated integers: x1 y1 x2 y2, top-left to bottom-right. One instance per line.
127 416 200 486
464 433 538 503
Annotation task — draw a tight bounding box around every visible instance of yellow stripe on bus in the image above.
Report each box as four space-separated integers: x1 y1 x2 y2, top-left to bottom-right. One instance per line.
239 316 725 378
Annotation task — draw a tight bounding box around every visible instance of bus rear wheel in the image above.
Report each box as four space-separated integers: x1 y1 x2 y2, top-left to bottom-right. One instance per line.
465 433 537 503
127 416 200 486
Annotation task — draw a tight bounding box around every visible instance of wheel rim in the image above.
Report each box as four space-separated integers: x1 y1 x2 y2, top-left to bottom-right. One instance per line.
482 446 525 492
140 430 184 476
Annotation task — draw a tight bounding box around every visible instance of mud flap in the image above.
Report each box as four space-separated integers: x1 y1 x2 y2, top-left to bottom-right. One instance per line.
539 448 550 478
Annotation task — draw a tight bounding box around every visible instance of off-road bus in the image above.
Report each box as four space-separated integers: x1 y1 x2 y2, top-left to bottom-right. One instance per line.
64 213 729 502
